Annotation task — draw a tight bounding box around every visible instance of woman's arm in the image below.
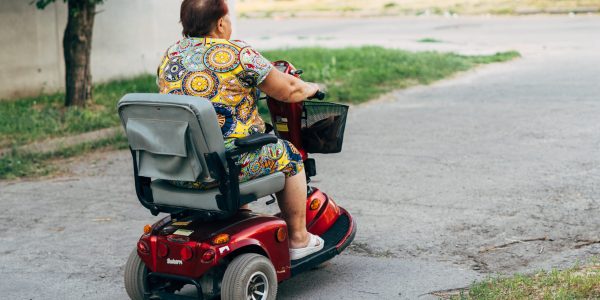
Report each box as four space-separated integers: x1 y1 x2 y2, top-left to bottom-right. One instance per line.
258 68 319 103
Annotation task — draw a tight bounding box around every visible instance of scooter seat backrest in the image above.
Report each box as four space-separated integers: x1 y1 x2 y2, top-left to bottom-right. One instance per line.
117 93 226 184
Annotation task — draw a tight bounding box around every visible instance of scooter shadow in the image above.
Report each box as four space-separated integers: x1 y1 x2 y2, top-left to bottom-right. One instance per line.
277 261 343 299
175 260 348 299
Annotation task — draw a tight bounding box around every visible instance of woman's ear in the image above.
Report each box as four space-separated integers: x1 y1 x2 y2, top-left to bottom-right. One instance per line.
215 15 232 39
216 17 225 34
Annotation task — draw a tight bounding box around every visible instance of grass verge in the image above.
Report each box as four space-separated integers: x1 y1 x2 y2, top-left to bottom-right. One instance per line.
0 133 128 180
454 264 600 299
0 47 519 179
261 47 519 104
0 75 156 148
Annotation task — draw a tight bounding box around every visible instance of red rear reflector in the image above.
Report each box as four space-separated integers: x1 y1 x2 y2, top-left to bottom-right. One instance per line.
157 242 169 258
137 240 150 255
201 249 215 263
181 246 194 261
167 235 189 243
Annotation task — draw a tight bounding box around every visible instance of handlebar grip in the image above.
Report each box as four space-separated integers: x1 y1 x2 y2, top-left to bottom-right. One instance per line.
308 90 326 100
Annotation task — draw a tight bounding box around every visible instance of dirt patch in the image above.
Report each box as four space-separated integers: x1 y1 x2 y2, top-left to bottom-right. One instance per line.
347 242 397 258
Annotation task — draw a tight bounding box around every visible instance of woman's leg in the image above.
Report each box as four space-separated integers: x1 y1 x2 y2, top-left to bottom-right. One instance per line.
235 139 311 248
276 169 310 249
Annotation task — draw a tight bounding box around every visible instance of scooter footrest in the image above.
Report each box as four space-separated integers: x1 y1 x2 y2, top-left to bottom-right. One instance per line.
290 212 352 275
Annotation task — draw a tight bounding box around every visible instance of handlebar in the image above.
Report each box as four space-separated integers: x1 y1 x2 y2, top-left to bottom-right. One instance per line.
308 90 326 101
259 90 326 102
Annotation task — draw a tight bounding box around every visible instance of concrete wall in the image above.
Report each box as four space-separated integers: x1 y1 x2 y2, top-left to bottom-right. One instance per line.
0 0 193 100
0 1 67 99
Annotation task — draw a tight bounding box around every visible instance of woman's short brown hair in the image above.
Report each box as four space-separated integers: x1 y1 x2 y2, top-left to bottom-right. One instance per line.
180 0 229 37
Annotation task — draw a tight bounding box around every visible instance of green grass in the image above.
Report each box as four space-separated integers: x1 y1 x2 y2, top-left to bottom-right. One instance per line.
0 47 519 148
0 47 519 179
0 75 156 147
454 264 600 299
261 47 519 104
418 37 444 43
0 133 128 180
383 2 398 9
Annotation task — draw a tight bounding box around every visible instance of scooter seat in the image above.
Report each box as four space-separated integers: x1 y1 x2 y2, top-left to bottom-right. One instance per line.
118 93 285 214
150 172 285 211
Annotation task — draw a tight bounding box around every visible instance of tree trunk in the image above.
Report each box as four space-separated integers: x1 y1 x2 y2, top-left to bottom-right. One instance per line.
63 0 96 107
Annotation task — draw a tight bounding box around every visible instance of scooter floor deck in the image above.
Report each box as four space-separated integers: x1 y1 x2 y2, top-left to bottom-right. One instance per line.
290 212 355 276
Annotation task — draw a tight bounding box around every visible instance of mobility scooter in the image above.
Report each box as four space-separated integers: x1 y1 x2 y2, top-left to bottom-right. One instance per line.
120 60 356 300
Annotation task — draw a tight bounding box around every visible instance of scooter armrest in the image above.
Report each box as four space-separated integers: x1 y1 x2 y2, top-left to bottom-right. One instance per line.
235 133 278 148
227 134 278 157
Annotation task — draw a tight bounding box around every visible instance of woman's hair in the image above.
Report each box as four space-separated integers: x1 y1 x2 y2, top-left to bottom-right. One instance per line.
180 0 229 37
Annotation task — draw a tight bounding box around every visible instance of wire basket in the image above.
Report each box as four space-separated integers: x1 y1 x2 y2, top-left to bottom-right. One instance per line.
301 101 349 154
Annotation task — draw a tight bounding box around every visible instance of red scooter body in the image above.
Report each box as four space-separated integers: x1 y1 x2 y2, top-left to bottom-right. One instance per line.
127 60 356 299
137 188 355 283
265 62 308 160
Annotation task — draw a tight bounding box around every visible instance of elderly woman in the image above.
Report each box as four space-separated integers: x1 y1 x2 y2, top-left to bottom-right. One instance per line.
157 0 323 260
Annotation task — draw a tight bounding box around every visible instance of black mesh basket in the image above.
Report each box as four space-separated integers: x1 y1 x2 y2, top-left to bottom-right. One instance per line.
301 101 349 153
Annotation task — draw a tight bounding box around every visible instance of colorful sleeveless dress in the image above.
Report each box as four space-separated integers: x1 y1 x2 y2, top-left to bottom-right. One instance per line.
157 37 303 188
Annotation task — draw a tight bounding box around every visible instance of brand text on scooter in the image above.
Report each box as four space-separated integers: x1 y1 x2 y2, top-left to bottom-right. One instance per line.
166 258 183 265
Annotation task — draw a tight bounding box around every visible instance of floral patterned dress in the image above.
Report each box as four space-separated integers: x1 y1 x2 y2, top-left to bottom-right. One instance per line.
157 37 303 188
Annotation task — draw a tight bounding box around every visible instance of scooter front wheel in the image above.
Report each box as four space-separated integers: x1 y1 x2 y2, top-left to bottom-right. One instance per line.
124 248 148 300
221 253 278 300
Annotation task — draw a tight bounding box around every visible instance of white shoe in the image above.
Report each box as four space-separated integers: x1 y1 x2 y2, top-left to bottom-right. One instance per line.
290 233 324 260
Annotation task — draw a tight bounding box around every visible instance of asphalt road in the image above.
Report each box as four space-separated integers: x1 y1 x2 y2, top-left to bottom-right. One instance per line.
2 16 600 299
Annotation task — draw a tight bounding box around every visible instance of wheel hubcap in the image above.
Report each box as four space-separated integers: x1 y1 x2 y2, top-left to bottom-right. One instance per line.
246 271 268 300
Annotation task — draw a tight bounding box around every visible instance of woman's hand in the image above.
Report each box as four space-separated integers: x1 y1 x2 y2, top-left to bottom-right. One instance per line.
258 68 320 103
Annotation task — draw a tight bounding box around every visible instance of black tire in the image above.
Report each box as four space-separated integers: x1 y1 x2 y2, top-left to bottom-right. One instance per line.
124 249 148 300
221 253 278 300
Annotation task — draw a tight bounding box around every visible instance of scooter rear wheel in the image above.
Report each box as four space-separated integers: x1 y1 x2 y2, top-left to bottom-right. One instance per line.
124 249 148 300
221 253 277 300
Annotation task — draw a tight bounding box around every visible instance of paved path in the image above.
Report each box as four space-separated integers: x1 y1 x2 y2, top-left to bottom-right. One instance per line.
2 16 600 299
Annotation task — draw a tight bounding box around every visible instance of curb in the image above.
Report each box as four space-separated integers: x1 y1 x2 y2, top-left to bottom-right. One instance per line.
0 127 123 157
